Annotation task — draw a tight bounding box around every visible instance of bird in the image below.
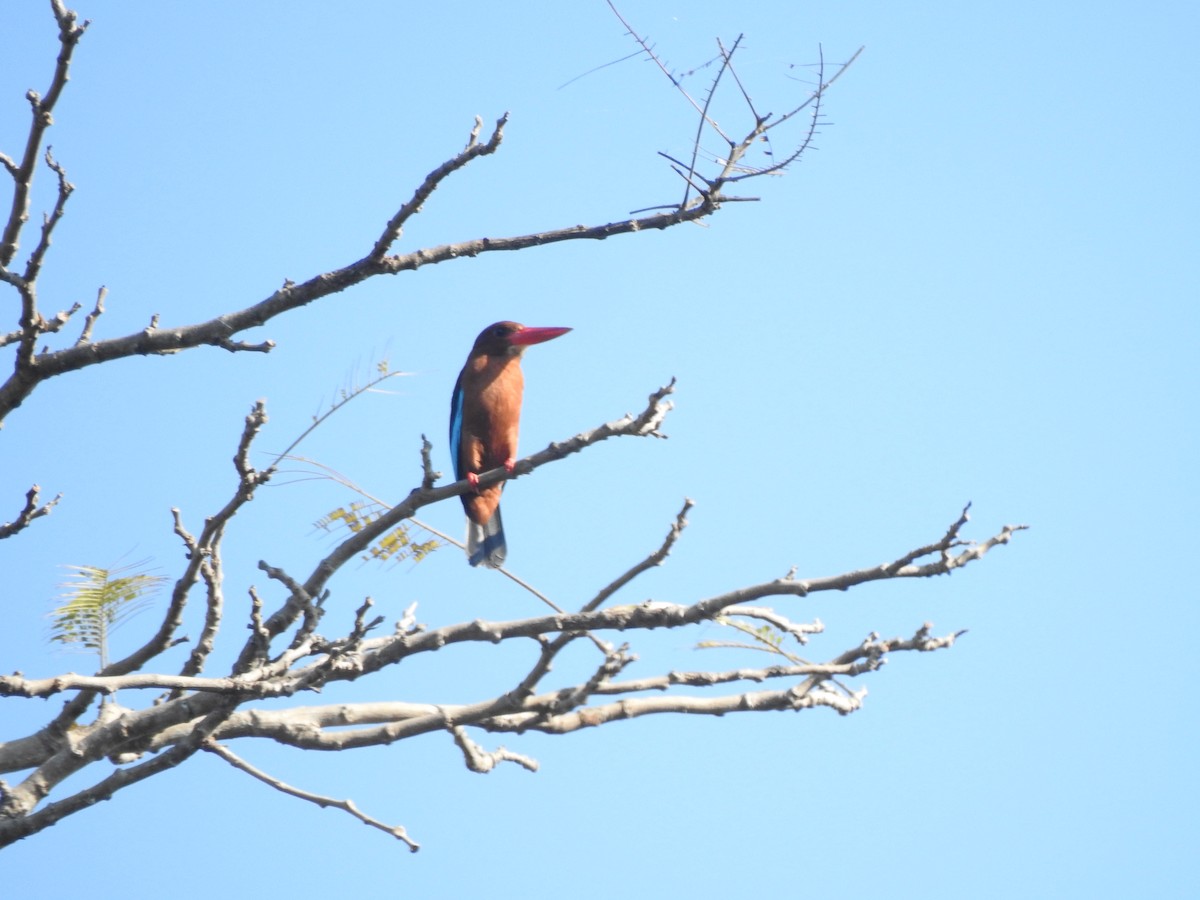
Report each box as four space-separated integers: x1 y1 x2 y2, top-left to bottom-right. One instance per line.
449 321 571 567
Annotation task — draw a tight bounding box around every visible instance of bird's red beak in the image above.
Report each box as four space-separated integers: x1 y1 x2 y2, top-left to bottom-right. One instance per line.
508 326 572 346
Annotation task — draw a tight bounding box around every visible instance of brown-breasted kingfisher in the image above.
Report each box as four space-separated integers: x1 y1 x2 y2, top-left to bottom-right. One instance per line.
449 321 571 567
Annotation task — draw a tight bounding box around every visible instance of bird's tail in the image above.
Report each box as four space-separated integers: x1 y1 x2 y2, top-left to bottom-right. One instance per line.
466 507 506 568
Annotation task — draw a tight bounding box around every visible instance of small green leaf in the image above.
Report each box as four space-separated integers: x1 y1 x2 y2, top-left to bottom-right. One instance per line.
316 504 440 566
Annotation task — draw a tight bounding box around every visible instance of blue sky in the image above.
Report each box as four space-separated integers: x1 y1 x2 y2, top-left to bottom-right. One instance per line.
1 1 1197 897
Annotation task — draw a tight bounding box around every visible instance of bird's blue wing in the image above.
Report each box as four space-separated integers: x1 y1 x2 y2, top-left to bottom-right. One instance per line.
449 378 465 482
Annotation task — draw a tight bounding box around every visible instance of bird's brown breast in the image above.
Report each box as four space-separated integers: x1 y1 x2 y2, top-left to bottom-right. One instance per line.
458 355 525 524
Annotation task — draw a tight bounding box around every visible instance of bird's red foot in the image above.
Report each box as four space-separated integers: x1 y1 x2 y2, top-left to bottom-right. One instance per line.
504 457 517 474
467 472 481 493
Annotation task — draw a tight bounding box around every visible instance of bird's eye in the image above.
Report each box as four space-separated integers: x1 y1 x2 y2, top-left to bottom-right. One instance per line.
494 325 513 338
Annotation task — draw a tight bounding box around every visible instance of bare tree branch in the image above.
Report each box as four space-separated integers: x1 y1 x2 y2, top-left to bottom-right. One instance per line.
0 503 1019 706
584 497 692 613
0 11 859 428
22 146 73 285
14 402 272 758
0 3 88 269
0 300 80 349
75 285 105 344
0 480 1019 829
204 740 419 851
369 114 508 261
0 191 719 424
0 483 61 540
110 621 963 757
450 726 539 775
0 698 235 844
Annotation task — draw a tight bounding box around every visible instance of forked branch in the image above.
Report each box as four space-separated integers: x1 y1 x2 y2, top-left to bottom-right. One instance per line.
0 484 61 540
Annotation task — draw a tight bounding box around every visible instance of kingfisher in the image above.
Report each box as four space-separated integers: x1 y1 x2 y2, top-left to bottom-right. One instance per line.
450 321 571 567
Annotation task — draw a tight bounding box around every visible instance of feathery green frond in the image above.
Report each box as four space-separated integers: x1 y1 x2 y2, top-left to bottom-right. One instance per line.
50 561 167 669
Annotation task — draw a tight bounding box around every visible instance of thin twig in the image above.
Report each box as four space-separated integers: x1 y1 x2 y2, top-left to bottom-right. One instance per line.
76 286 105 344
204 740 419 851
583 497 692 612
605 1 730 141
23 146 74 283
681 35 742 208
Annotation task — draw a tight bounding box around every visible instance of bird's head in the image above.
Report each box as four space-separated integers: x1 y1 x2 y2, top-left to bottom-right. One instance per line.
471 321 572 358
